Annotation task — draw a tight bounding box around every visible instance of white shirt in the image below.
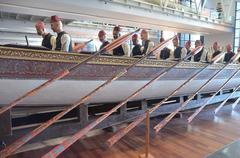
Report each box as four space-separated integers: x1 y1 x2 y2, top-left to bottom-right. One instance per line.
61 34 71 52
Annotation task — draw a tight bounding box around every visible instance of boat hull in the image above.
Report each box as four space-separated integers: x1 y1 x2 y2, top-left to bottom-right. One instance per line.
0 46 240 106
0 78 239 106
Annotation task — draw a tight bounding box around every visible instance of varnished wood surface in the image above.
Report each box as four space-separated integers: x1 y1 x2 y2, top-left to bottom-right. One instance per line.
10 103 240 158
1 57 240 81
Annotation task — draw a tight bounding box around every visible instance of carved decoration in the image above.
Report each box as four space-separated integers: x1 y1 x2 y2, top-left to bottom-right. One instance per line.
1 46 239 69
0 47 240 80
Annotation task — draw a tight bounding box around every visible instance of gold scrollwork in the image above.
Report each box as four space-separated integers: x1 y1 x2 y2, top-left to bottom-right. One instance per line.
0 46 239 69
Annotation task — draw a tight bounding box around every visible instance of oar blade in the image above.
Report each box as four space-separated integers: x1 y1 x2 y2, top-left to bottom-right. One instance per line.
152 35 177 55
184 46 203 60
212 52 225 63
232 98 240 110
104 28 140 52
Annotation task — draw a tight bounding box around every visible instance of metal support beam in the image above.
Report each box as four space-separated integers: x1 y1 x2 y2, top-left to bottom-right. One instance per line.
196 94 201 100
179 96 184 103
120 103 127 118
195 0 202 15
141 100 148 111
0 110 12 139
78 104 88 127
201 0 207 13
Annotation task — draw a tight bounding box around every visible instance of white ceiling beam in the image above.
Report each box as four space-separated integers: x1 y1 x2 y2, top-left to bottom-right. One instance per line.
0 0 233 34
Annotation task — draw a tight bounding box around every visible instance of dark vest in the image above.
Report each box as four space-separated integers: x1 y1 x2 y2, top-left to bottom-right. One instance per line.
56 31 72 52
42 33 53 49
100 41 110 50
187 49 191 55
174 46 183 58
212 50 221 58
160 47 170 59
185 49 192 61
142 40 150 55
113 45 124 56
132 44 142 56
224 52 235 62
193 48 207 62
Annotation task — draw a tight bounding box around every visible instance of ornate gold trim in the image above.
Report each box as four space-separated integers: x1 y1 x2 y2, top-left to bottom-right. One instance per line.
0 46 239 69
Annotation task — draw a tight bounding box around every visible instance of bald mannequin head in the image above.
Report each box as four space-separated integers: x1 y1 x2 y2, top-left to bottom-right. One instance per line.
185 41 191 50
195 40 202 48
172 37 179 47
160 37 165 43
141 29 149 42
98 30 106 42
132 34 139 45
213 42 220 51
113 26 121 39
226 43 232 53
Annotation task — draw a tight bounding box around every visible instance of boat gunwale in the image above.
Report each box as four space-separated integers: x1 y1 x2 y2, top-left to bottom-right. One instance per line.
0 46 239 69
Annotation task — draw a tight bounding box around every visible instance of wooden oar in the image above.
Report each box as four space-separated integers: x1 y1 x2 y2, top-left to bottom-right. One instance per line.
0 35 174 158
72 39 93 52
214 53 240 114
41 44 202 158
0 29 140 158
214 83 240 114
106 51 225 147
154 54 239 134
84 39 94 45
187 68 240 123
0 29 140 116
232 97 240 110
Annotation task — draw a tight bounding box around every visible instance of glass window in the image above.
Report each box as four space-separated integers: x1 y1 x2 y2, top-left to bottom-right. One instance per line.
236 20 240 28
237 11 240 19
162 31 176 50
191 34 200 41
235 29 240 38
234 47 238 53
235 38 239 47
190 34 200 49
180 33 190 47
237 2 240 10
234 2 240 52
